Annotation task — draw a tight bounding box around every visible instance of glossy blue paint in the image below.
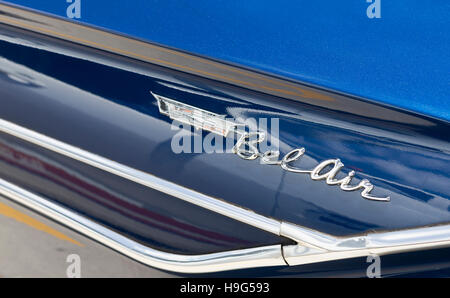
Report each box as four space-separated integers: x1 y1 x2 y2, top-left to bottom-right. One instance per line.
2 0 450 122
0 25 448 240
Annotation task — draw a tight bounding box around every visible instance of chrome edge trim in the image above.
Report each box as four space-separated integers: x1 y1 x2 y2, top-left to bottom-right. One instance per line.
281 222 450 266
2 118 450 267
1 118 450 267
0 177 287 273
0 118 281 236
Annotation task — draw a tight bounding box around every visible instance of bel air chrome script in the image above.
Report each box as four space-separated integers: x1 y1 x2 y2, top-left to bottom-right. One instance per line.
154 93 390 202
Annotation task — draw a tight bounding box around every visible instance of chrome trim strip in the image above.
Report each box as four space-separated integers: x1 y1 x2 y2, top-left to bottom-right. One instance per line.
1 119 449 268
0 118 281 236
1 3 449 271
281 222 450 266
0 177 286 273
0 119 450 272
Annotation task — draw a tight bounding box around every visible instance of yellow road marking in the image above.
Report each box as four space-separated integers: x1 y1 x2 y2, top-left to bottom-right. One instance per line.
0 201 83 247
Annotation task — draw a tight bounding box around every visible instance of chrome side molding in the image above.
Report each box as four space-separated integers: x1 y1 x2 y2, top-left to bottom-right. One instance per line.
281 222 450 266
0 118 449 272
0 118 281 236
0 178 286 273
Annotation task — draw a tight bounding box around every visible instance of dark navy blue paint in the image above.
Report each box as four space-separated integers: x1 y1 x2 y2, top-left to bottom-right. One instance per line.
0 131 290 254
2 0 450 122
198 246 450 278
0 26 449 239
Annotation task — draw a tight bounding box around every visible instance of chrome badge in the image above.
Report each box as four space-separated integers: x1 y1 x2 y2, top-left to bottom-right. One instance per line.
153 92 239 137
154 93 390 202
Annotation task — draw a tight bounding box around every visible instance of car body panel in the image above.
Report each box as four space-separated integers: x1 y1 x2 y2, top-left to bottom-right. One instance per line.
0 2 449 277
0 25 448 238
2 0 449 121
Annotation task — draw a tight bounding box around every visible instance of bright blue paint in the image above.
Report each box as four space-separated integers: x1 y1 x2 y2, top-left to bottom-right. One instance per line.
2 0 450 122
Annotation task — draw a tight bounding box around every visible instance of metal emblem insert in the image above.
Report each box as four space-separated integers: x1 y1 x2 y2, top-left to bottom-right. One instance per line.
153 92 239 137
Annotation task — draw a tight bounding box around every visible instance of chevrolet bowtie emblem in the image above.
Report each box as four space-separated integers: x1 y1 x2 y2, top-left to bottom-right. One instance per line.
154 93 390 202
